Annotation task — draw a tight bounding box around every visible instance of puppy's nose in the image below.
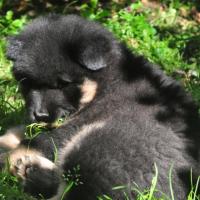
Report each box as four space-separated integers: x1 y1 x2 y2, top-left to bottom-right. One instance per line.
34 110 50 122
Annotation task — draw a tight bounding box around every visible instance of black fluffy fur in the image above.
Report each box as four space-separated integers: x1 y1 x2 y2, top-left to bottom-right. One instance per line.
23 164 60 199
6 14 200 199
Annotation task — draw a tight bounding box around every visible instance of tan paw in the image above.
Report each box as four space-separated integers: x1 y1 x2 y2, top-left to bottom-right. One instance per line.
12 155 32 179
0 125 25 150
9 147 55 180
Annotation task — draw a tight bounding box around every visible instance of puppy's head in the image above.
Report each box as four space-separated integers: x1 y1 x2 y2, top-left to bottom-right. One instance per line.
7 15 119 123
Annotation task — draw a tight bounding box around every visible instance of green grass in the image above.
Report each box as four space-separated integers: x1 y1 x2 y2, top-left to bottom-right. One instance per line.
97 164 200 200
80 0 200 106
0 11 26 134
0 0 200 199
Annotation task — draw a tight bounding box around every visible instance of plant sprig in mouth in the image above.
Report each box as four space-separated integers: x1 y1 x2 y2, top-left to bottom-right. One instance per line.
25 117 66 140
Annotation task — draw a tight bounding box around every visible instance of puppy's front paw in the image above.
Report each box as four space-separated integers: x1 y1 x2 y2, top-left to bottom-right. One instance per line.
0 125 25 150
9 148 42 176
12 154 32 179
9 147 61 199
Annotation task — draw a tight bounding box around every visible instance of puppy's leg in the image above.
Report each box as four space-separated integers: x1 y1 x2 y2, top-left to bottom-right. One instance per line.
0 125 25 149
0 128 68 199
7 146 62 199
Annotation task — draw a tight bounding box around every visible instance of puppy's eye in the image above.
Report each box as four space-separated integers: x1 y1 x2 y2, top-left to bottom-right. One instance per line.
19 77 41 89
19 77 27 83
19 77 31 86
57 81 70 89
57 74 73 89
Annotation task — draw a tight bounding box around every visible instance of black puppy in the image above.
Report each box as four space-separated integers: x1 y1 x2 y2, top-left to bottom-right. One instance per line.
1 14 200 199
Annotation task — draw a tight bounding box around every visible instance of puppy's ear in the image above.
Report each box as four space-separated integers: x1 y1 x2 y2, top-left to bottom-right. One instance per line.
6 36 23 61
75 36 110 71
